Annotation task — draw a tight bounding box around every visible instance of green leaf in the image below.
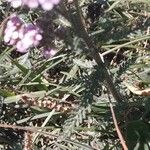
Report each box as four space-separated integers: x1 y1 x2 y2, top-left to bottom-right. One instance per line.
126 120 150 150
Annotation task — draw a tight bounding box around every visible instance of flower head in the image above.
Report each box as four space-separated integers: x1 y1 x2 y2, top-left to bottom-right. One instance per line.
43 48 56 59
7 0 61 10
4 15 43 53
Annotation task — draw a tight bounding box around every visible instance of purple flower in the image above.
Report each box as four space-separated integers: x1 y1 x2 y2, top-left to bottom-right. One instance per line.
7 0 61 10
4 14 23 44
4 15 43 53
16 24 42 52
39 0 60 10
43 48 56 59
7 0 22 8
22 0 39 8
7 14 23 27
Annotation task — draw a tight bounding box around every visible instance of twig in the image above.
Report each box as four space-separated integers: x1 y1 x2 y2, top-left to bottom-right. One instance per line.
109 102 128 150
107 91 128 149
129 11 150 17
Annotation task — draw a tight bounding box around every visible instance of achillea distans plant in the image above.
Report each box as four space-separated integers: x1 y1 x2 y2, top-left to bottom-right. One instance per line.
4 14 42 53
7 0 61 10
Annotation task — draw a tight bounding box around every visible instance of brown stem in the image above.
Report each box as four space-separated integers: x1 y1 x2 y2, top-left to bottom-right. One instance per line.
110 103 128 150
70 0 123 102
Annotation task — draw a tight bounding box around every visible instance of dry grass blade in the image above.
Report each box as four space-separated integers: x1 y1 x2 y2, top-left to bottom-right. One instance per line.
123 82 150 96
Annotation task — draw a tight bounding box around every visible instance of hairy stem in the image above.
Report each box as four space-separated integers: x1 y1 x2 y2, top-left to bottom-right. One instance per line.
70 0 123 102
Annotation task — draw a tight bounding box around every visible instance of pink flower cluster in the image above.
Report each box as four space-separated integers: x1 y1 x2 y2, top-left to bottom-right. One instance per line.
7 0 60 10
43 48 56 59
4 14 42 53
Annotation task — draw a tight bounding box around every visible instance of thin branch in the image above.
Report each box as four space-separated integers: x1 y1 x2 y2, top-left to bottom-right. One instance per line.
109 103 128 150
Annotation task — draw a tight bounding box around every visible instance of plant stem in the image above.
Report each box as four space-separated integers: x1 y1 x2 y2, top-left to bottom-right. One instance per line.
70 0 123 102
109 102 128 150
